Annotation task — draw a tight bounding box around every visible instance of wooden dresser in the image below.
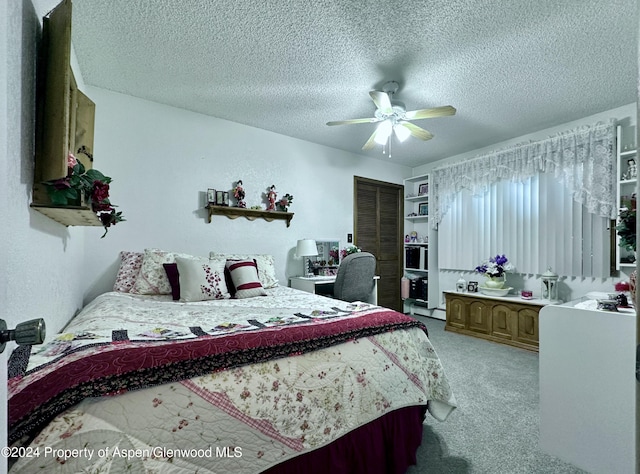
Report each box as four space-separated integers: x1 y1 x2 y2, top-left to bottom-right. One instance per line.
444 291 548 352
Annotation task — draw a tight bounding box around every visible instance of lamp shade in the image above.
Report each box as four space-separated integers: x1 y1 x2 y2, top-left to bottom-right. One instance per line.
296 239 318 257
394 123 411 142
374 120 393 144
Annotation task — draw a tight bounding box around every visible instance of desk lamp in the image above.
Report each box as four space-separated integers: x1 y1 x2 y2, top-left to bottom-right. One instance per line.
296 239 318 277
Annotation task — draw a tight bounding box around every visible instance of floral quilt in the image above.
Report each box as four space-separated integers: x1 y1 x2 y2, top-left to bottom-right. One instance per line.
8 287 456 473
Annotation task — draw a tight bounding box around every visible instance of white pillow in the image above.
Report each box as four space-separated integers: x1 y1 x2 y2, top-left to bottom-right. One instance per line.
226 259 267 299
176 256 230 302
210 252 278 288
131 249 197 295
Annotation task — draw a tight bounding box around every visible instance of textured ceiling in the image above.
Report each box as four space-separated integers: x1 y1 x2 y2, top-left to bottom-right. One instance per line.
42 0 638 167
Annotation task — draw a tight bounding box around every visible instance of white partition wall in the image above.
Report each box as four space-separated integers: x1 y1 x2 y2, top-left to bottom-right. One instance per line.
539 300 636 473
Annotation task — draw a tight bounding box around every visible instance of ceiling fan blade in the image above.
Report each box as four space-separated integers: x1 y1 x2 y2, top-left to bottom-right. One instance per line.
326 117 379 126
362 129 379 150
404 105 457 120
402 122 434 141
369 90 393 114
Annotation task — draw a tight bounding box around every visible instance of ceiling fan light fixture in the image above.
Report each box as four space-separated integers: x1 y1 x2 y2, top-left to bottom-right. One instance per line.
326 81 456 150
394 123 411 142
374 120 393 144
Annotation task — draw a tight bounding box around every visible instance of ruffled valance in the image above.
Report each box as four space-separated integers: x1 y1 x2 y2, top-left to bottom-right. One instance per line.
431 120 616 227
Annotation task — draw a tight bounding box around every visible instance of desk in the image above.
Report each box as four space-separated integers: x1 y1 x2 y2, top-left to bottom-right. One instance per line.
290 276 379 305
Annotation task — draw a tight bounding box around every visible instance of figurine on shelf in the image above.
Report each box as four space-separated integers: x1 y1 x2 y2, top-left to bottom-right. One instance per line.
277 193 293 212
626 158 637 180
233 180 246 208
266 185 277 211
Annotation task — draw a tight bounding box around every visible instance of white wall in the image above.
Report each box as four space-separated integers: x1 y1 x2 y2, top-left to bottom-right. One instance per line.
1 1 8 468
7 2 89 337
412 103 637 306
81 86 411 303
1 0 91 467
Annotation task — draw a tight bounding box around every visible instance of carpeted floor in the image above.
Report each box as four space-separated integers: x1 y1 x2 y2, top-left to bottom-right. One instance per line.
406 317 587 474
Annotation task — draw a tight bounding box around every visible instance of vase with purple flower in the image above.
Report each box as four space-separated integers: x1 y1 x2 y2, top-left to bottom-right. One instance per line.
475 254 514 289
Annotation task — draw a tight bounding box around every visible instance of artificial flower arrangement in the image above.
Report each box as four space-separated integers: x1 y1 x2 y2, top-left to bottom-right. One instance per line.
329 246 340 264
616 208 636 252
616 202 637 302
276 193 294 212
475 254 514 278
340 245 361 260
42 153 125 238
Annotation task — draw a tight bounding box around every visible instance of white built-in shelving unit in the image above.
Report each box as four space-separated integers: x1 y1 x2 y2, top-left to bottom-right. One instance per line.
402 174 439 315
614 124 637 272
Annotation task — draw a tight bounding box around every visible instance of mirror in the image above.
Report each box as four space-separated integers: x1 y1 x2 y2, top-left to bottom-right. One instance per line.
310 240 340 275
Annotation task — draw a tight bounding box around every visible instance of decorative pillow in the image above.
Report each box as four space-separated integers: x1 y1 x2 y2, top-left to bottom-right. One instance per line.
113 251 143 293
225 259 267 299
175 256 230 302
163 263 180 300
210 253 278 288
131 249 196 295
223 258 257 295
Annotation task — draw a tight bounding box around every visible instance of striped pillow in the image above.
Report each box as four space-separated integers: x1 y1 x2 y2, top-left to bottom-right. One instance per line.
226 259 267 299
210 253 279 288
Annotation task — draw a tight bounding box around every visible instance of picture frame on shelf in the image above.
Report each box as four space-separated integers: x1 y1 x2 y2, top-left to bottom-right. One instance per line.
418 183 429 195
418 203 429 216
215 190 225 206
207 188 216 204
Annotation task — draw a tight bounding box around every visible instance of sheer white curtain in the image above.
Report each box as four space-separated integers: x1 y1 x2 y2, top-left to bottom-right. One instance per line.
431 120 617 227
438 173 611 278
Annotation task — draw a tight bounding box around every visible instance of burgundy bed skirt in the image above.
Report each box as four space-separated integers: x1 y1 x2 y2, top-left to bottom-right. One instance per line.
263 405 427 474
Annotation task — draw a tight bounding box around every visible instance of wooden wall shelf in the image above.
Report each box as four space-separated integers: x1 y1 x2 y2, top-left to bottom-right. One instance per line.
206 206 294 227
31 0 101 230
30 204 102 227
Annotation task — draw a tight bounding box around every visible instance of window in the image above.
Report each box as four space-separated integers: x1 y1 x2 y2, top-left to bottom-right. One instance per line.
438 173 610 278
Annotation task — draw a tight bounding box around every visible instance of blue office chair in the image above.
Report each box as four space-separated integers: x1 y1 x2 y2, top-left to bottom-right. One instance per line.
333 252 376 302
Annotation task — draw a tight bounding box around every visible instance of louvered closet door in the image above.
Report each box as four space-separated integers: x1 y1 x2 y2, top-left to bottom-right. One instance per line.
354 177 403 312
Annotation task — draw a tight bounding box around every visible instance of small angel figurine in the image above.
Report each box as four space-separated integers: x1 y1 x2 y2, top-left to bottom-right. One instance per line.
266 185 277 211
627 158 637 180
233 180 246 208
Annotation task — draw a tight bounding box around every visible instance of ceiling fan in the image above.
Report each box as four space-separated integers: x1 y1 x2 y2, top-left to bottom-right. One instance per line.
326 81 456 151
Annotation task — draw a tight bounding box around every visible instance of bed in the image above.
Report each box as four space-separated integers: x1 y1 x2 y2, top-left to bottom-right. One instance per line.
8 249 456 473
